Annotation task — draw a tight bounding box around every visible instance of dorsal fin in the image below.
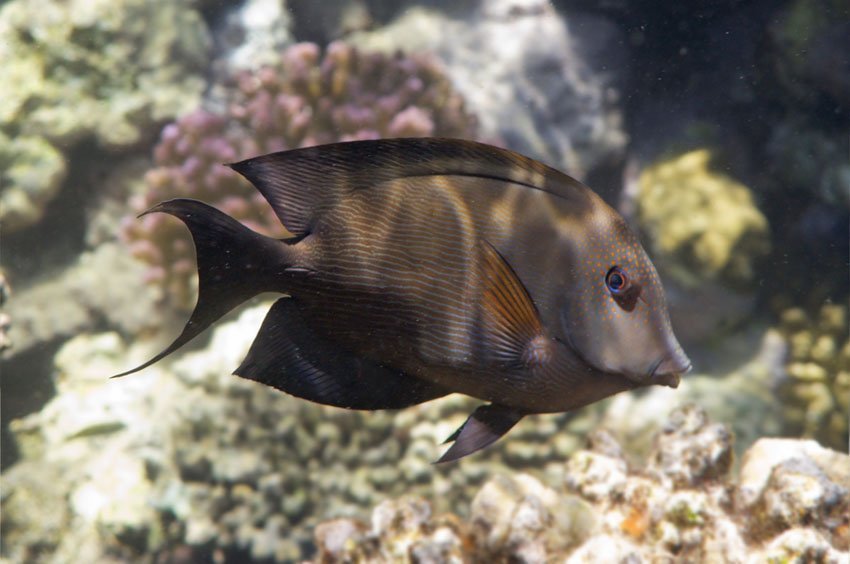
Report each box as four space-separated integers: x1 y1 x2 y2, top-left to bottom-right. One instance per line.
227 138 593 236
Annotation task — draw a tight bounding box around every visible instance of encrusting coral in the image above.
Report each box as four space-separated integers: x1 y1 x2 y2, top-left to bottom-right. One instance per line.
775 301 850 451
637 149 771 290
313 405 850 563
122 41 478 308
0 0 211 232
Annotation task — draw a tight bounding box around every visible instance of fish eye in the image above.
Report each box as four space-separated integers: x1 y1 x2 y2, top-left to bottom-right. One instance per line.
605 266 629 294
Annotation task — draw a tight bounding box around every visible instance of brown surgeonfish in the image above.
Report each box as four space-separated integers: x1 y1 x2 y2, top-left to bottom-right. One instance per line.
113 138 691 462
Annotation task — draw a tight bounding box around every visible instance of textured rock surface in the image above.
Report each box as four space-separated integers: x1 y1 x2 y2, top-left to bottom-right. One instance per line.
0 0 211 232
350 0 627 178
739 438 850 553
5 242 161 358
311 406 850 562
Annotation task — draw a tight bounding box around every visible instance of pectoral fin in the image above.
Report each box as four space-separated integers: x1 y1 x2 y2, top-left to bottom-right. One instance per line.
478 240 553 368
437 404 525 463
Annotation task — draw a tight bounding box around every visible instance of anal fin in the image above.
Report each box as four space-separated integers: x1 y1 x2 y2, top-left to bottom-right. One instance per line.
235 298 448 409
436 404 524 463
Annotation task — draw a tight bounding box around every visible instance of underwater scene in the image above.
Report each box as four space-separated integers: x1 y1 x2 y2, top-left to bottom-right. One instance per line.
1 0 849 561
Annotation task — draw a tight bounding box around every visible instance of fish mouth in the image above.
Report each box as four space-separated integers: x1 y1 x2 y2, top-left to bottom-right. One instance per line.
647 353 692 388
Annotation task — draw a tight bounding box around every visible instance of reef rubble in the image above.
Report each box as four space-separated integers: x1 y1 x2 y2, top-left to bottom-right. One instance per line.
313 405 850 563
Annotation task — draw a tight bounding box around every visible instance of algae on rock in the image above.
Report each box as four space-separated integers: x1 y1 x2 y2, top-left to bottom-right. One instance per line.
0 0 211 232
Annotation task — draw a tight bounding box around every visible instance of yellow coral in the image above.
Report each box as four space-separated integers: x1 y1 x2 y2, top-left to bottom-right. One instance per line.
777 302 850 450
638 149 770 288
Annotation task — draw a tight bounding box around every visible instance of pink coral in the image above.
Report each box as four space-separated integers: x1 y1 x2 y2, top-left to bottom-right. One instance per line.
123 41 478 308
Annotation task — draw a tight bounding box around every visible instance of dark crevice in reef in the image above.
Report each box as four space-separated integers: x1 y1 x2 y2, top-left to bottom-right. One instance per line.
1 341 60 471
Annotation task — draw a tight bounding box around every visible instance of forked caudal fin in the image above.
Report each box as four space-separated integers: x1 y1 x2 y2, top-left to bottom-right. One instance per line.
111 199 292 378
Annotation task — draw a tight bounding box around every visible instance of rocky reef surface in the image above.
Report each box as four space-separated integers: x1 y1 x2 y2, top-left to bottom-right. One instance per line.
0 0 211 233
312 405 850 562
4 312 848 563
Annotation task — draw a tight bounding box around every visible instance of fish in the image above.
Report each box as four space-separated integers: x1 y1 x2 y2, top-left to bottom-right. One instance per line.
113 138 691 462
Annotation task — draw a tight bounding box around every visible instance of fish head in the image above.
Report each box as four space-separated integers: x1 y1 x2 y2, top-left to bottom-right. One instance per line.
561 202 691 388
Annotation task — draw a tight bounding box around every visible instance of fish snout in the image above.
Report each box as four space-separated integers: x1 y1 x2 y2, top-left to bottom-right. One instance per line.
650 351 692 388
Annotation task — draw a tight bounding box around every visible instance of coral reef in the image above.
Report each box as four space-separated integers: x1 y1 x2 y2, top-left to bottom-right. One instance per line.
2 304 845 562
3 3 848 564
637 149 771 289
632 148 773 343
313 406 850 562
0 0 211 232
4 302 816 562
0 132 66 233
4 242 161 358
1 303 598 562
349 0 627 179
775 302 850 451
123 41 478 308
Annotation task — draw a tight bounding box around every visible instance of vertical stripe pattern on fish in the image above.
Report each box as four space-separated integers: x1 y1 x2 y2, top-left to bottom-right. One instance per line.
113 138 691 462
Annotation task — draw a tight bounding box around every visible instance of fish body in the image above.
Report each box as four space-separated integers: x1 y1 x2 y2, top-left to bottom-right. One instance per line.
115 138 690 461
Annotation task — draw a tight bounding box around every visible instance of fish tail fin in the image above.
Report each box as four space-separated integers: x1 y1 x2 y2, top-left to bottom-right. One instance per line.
111 198 293 378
